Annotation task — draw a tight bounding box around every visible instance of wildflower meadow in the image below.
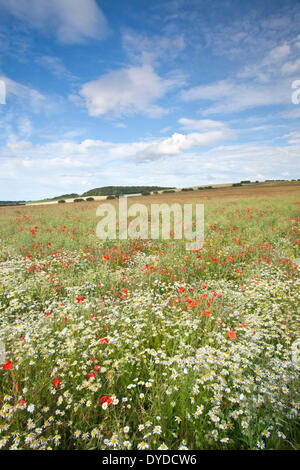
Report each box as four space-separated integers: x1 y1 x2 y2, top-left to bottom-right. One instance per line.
0 189 299 450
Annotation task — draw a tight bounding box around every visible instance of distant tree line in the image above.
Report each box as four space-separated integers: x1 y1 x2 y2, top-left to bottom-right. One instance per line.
0 201 26 207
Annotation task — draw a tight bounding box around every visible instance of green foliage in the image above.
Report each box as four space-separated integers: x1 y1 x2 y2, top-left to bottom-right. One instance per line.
82 186 173 197
52 193 79 200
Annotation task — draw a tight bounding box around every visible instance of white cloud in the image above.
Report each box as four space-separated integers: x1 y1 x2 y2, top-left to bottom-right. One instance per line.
7 140 32 151
265 44 291 63
0 127 233 164
38 56 76 81
283 107 300 119
178 118 226 131
281 58 300 76
134 129 234 161
180 33 300 115
18 117 33 138
114 123 127 128
0 75 48 112
122 29 185 65
181 79 290 115
79 64 180 118
201 5 300 62
1 137 299 200
283 131 300 144
238 39 297 82
0 0 108 43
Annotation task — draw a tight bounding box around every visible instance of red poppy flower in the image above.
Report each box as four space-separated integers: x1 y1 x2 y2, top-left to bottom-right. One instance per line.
201 309 211 316
76 296 85 303
228 330 237 340
53 378 60 388
99 395 112 406
99 337 109 344
2 361 13 370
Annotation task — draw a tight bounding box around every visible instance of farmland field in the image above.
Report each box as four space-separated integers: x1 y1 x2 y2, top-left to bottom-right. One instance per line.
0 182 299 450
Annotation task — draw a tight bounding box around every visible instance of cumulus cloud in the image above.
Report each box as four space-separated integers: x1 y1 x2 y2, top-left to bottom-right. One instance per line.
0 0 108 43
78 64 180 118
134 129 234 161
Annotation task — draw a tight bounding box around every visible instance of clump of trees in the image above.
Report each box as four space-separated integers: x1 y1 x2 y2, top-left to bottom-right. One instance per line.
82 186 172 197
53 193 79 200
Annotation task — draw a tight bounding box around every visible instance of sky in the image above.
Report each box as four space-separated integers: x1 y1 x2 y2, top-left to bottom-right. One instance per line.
0 0 300 200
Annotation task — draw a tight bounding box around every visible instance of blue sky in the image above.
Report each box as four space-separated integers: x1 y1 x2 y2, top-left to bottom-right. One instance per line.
0 0 300 200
